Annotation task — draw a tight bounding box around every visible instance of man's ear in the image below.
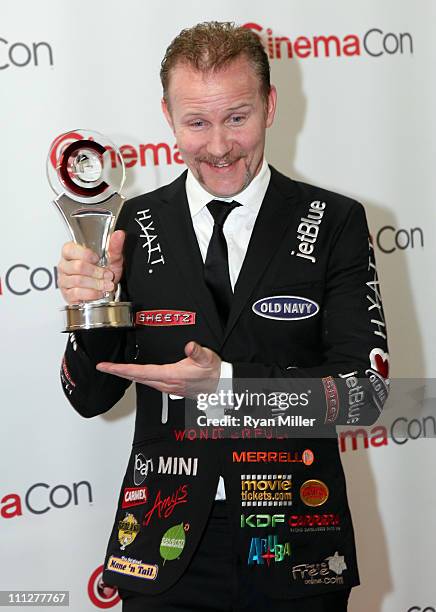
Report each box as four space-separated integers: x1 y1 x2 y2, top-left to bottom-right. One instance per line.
265 85 277 128
161 98 175 133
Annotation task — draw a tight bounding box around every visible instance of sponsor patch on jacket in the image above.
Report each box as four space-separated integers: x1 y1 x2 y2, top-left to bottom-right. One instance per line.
135 208 165 274
142 485 189 527
290 199 326 264
135 310 196 326
241 474 292 507
300 480 329 507
291 551 347 584
365 368 389 412
241 514 285 528
289 513 341 529
248 535 292 565
160 523 189 563
134 454 153 486
122 486 149 509
369 347 389 379
61 357 75 387
60 356 75 396
106 556 158 580
339 370 365 425
322 376 340 424
366 237 387 341
252 296 319 321
118 513 140 550
232 450 314 464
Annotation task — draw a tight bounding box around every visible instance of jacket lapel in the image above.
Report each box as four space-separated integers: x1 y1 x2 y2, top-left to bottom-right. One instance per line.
156 172 224 344
221 167 299 347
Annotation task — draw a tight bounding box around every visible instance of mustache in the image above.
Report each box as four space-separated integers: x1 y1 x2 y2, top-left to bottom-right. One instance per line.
195 153 247 165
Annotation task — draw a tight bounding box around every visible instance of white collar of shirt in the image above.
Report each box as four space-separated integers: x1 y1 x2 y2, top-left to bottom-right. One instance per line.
185 158 271 218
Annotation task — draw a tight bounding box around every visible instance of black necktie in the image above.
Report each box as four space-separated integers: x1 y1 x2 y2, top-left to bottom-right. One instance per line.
204 199 241 325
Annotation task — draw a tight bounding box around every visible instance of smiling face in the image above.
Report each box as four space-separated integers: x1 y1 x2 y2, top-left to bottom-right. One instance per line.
161 55 277 197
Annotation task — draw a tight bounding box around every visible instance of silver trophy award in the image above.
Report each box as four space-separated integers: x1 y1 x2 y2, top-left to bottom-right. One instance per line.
47 129 132 331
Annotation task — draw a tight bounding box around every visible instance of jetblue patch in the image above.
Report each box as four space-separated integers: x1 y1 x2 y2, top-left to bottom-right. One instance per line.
252 296 320 321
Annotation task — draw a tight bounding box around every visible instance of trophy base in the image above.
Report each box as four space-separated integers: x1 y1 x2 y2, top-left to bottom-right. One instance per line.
62 301 133 332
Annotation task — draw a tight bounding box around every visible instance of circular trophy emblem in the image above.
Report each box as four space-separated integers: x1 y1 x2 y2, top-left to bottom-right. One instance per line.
47 129 125 204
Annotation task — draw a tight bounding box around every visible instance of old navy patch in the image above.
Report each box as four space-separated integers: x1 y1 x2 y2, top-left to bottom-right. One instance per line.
252 296 319 321
135 310 196 326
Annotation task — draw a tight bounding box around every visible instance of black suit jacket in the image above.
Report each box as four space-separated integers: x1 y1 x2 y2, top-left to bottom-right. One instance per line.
61 166 389 599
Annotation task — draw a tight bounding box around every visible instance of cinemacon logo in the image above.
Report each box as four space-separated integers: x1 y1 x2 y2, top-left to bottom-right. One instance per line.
0 264 58 296
339 414 436 452
88 565 120 609
376 226 424 254
241 23 413 58
0 38 53 69
49 131 184 172
1 480 93 518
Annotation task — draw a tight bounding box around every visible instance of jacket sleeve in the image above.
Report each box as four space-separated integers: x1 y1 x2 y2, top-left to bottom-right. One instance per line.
231 201 389 427
60 328 132 418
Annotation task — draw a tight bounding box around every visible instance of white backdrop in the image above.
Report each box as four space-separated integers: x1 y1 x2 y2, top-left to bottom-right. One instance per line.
1 1 435 610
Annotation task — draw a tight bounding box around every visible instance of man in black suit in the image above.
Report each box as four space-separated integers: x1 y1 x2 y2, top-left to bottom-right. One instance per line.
58 22 389 611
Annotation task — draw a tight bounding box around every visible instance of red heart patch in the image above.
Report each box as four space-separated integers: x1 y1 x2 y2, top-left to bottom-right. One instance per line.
370 349 389 378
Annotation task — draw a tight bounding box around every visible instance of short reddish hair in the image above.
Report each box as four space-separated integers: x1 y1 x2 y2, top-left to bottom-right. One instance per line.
160 21 271 103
